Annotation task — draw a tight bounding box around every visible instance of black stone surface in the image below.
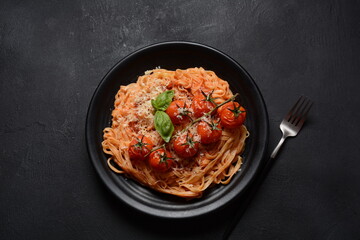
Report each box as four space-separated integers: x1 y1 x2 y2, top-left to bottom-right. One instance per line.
1 1 360 239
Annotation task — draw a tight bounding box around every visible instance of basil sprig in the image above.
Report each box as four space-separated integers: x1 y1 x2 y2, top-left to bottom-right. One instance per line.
151 90 175 111
152 90 175 142
154 111 174 142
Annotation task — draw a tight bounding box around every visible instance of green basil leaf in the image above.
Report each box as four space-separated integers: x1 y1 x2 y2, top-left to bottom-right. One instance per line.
154 111 174 142
151 90 175 111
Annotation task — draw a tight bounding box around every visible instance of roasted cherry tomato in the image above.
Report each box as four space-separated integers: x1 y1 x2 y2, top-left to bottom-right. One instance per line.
218 102 246 128
197 120 222 144
128 135 154 161
165 100 192 125
149 149 174 172
173 133 200 158
192 90 216 118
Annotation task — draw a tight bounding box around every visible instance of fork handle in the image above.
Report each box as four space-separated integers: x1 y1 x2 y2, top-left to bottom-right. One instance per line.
270 135 287 159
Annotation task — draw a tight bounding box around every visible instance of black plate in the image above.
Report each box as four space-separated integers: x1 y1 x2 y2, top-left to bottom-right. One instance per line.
86 41 269 218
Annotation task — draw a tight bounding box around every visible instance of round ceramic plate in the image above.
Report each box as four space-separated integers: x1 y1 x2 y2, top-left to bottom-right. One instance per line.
86 41 269 218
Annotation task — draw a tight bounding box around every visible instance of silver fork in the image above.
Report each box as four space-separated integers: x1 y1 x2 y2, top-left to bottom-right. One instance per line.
271 96 313 159
223 96 313 240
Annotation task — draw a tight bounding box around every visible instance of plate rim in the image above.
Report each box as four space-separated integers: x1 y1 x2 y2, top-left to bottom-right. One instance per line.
85 40 269 218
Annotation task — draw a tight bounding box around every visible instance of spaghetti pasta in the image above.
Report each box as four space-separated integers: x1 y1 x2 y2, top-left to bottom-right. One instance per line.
102 67 249 198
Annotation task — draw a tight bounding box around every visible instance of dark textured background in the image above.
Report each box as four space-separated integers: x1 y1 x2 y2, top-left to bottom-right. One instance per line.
1 0 360 239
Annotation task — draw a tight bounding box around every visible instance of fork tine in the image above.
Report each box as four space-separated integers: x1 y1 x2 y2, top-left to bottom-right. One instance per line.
288 96 307 123
295 100 313 128
291 97 311 124
285 96 304 121
293 97 311 125
290 97 307 123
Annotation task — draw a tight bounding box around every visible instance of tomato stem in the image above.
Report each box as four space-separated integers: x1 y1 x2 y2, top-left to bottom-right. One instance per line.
133 135 150 149
158 151 175 165
176 93 239 136
144 143 166 157
176 102 192 118
181 132 199 148
228 102 246 118
205 120 221 131
200 89 219 105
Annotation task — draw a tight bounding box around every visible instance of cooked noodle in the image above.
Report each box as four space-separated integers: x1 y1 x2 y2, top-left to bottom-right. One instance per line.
102 67 249 198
